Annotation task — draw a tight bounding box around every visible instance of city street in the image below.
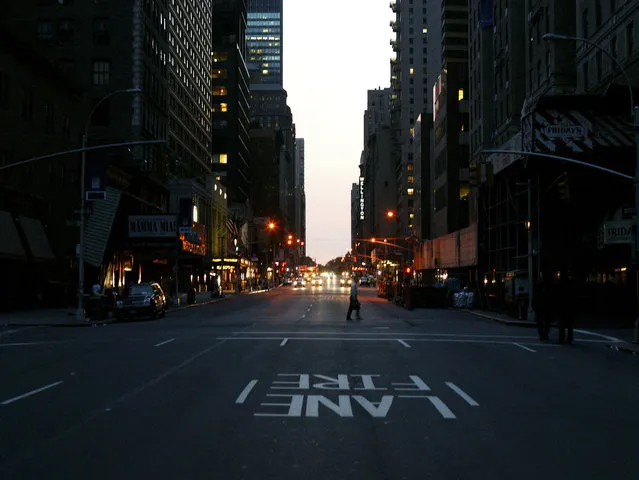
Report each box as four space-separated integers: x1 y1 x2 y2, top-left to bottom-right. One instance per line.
1 284 638 480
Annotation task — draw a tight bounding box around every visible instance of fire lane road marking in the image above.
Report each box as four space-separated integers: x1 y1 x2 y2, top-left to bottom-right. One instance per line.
513 342 536 353
1 381 64 406
446 382 480 406
235 380 259 404
154 338 175 347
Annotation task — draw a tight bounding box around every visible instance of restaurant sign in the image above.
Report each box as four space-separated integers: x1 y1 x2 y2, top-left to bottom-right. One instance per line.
128 215 177 238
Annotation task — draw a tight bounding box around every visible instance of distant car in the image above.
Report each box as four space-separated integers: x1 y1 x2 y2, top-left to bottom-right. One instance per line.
115 282 167 320
311 277 323 286
340 277 352 287
293 278 306 288
283 278 292 286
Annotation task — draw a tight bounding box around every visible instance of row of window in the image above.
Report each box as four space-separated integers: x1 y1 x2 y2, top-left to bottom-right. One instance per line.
36 17 110 46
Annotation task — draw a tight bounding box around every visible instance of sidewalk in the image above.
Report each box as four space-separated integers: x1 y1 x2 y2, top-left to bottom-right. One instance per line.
464 308 639 354
0 289 272 328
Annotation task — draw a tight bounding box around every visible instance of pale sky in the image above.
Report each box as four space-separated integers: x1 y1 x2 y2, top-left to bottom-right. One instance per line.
283 0 393 264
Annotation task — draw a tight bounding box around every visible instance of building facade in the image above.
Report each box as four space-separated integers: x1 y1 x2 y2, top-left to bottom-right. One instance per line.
246 0 283 87
295 138 306 255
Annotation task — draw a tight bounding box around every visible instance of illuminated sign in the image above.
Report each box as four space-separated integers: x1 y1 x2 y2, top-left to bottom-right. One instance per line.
359 177 365 220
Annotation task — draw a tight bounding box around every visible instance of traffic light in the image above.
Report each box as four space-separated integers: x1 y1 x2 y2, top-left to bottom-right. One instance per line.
557 174 570 201
469 163 479 186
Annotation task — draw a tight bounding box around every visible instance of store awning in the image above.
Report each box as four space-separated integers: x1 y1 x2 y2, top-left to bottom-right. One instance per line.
18 216 55 260
0 211 26 258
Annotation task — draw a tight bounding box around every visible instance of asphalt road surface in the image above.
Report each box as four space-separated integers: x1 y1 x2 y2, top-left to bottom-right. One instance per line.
1 282 638 479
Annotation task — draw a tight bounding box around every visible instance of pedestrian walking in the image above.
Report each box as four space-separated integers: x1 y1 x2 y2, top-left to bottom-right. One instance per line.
532 274 551 341
557 273 575 345
346 278 361 321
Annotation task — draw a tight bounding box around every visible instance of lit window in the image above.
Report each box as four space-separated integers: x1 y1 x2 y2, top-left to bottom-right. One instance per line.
458 88 464 101
221 103 228 112
212 86 227 96
409 127 414 136
192 205 198 223
407 163 414 171
423 27 428 34
407 188 414 196
262 69 269 75
409 213 415 219
212 52 228 62
409 224 413 228
407 176 414 183
409 68 414 75
212 69 227 79
219 154 228 164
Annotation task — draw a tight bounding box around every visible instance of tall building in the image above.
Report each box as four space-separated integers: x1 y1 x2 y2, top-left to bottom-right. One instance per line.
211 0 252 215
294 138 306 252
390 0 441 237
351 182 360 250
2 0 215 297
431 0 470 237
246 0 283 88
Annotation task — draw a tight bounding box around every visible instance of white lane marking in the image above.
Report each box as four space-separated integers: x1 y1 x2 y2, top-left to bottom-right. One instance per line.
574 329 623 343
513 342 537 353
154 338 175 347
428 396 456 419
397 339 411 348
233 331 545 338
446 382 479 406
235 380 259 404
217 337 565 346
398 395 430 398
0 342 53 347
1 381 64 406
280 338 288 347
374 327 390 330
0 328 27 338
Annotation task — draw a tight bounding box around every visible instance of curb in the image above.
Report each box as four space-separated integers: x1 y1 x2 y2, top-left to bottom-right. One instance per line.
465 310 536 327
607 344 639 356
171 296 229 311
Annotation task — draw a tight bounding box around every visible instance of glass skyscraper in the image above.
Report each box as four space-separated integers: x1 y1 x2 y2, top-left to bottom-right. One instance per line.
246 0 283 87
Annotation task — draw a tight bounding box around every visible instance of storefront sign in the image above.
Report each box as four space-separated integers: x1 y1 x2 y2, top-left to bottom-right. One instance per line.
359 177 365 220
128 215 177 238
602 221 634 245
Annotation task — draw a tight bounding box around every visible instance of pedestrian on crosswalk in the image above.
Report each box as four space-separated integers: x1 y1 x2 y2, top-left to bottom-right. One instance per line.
347 278 362 321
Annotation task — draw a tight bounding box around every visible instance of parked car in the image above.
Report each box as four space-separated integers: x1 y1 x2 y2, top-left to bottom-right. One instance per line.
115 282 167 321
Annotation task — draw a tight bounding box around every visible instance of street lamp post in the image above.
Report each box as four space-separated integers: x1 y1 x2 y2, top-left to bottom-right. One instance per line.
543 33 639 341
76 88 142 321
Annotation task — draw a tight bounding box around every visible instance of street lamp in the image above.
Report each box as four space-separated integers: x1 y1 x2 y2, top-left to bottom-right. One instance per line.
76 88 142 321
543 33 639 340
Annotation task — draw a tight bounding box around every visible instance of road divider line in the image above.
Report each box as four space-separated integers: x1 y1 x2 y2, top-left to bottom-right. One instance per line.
397 339 411 348
280 338 288 347
1 381 64 406
235 380 259 404
513 342 536 353
0 341 55 347
446 382 479 406
427 396 456 419
232 331 543 338
154 338 175 347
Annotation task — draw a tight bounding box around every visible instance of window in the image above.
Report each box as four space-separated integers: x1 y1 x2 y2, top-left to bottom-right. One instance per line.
582 9 589 38
407 163 414 171
611 35 617 58
628 22 635 56
610 0 616 14
423 27 427 34
212 86 227 96
57 19 74 45
596 50 602 81
458 88 464 101
93 17 110 45
0 72 9 109
409 213 415 219
407 176 414 183
212 52 228 62
220 103 228 113
583 62 589 91
218 154 228 164
36 19 54 44
212 69 228 79
409 67 414 75
43 104 54 133
21 86 33 122
546 50 551 79
61 114 71 139
56 59 73 74
407 188 414 196
595 0 602 28
92 60 110 85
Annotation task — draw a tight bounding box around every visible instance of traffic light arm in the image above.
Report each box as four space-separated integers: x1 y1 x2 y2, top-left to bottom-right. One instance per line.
480 149 633 181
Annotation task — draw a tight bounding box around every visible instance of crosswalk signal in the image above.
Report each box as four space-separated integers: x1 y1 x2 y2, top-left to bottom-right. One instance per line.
557 175 570 201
